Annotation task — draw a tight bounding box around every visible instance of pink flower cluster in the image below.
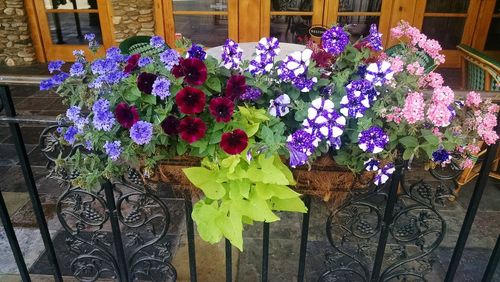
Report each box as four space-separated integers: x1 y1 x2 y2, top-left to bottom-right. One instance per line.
418 72 444 89
432 86 454 105
402 92 425 124
426 86 455 127
464 92 499 145
465 91 482 107
389 56 404 73
385 107 403 124
390 21 445 64
406 62 424 76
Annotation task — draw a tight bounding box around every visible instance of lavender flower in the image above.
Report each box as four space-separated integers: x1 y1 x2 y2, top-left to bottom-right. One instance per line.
84 33 99 50
432 148 452 165
138 57 152 67
151 77 171 100
358 126 389 153
52 73 69 86
92 98 115 131
269 94 290 117
292 75 317 92
221 39 243 69
364 61 394 87
329 136 342 150
130 121 153 145
150 36 165 49
365 24 383 51
64 126 78 144
255 37 280 57
364 158 380 171
40 78 55 90
84 33 95 41
187 44 207 60
84 140 93 151
321 26 349 55
103 71 126 85
241 87 262 101
91 58 118 75
73 49 85 58
106 47 126 63
70 62 85 77
103 140 122 161
66 106 81 122
374 163 395 186
159 49 179 70
286 129 316 167
48 60 64 74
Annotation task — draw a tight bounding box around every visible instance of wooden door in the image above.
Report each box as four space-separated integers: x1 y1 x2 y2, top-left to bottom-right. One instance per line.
412 0 482 68
32 0 114 62
471 0 500 60
159 0 239 48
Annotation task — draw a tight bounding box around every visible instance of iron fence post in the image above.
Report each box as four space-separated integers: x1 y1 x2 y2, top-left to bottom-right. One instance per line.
482 234 500 282
184 193 198 282
261 222 270 282
297 195 311 282
0 85 62 281
225 238 232 282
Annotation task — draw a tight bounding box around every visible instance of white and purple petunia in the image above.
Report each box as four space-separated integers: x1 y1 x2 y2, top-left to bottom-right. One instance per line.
255 37 280 57
269 94 291 117
358 126 389 153
302 98 346 148
364 24 383 51
286 129 316 167
432 147 452 166
221 39 243 69
374 163 395 186
248 54 274 75
321 26 349 55
339 82 372 118
277 49 317 92
364 158 380 171
364 61 394 87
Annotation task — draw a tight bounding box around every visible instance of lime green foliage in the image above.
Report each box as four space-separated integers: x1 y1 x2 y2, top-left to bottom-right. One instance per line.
184 153 306 251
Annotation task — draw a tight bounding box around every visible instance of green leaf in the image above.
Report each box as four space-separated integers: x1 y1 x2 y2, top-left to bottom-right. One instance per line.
423 134 439 145
269 197 307 213
258 155 289 185
183 167 226 199
124 86 141 102
142 94 157 105
192 200 223 243
403 147 415 160
399 136 419 148
176 141 187 155
206 76 221 92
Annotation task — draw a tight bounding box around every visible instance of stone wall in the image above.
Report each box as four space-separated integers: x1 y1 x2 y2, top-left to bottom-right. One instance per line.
0 0 36 66
111 0 155 43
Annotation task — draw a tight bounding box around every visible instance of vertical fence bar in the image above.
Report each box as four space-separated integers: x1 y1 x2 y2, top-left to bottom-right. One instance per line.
297 195 311 282
482 234 500 282
0 86 62 282
371 161 404 281
261 222 270 282
225 238 232 282
102 181 129 281
184 194 197 282
0 191 31 282
444 139 499 282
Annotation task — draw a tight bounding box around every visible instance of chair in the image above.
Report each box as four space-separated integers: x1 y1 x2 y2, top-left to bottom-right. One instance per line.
119 36 169 56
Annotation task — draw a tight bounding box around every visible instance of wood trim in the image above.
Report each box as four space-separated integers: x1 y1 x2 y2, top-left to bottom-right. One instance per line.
337 12 381 16
97 0 114 48
153 0 165 38
45 9 98 13
460 0 482 46
238 0 260 42
379 0 395 48
324 0 339 26
172 11 227 16
260 0 270 37
422 12 468 17
471 0 496 50
162 0 176 47
412 0 426 28
24 0 46 62
312 0 325 26
228 0 238 40
440 50 461 68
269 11 314 16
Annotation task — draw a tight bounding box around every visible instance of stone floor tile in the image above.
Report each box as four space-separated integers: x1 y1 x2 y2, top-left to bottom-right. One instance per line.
458 178 500 212
0 166 49 192
0 192 30 220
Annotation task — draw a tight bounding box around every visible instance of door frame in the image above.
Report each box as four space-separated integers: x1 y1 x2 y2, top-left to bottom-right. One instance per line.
471 0 499 59
28 0 115 62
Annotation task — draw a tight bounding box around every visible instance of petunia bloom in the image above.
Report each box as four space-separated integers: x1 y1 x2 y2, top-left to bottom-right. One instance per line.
124 53 141 73
115 102 139 129
225 75 247 100
161 115 180 135
209 97 234 123
137 72 158 94
220 129 248 155
269 94 291 117
178 117 207 143
358 126 389 153
175 86 206 114
172 58 207 86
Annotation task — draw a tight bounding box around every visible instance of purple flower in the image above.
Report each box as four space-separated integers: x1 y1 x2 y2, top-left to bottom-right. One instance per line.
358 126 389 154
104 71 125 85
91 58 118 75
248 54 274 75
187 44 207 60
302 98 346 146
66 106 81 122
241 87 262 101
64 126 78 144
269 94 290 117
92 98 115 131
40 78 55 90
84 140 93 151
287 129 316 167
374 163 395 186
364 61 394 87
73 49 85 58
84 33 99 49
364 158 380 171
130 121 153 145
48 60 64 74
84 33 95 41
106 47 126 63
160 49 180 70
432 148 452 165
277 49 316 92
221 39 243 69
151 77 171 100
69 62 85 77
138 57 152 67
150 36 165 48
52 73 69 86
291 75 317 92
339 83 372 118
365 24 383 51
255 37 280 57
329 136 342 149
103 140 122 161
321 26 349 55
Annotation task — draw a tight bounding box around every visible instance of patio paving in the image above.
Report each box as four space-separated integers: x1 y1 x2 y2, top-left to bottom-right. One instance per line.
0 65 499 281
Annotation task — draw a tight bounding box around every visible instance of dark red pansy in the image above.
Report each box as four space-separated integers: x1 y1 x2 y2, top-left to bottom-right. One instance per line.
209 97 234 123
220 129 248 155
175 86 206 114
124 53 141 73
311 49 334 68
171 58 207 86
225 75 247 100
114 102 139 129
137 72 158 94
161 115 180 135
178 116 207 143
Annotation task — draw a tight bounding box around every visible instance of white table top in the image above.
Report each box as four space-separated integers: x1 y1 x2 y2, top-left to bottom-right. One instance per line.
206 42 306 61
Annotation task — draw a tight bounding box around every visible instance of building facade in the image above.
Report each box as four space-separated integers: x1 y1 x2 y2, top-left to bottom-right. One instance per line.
1 0 498 68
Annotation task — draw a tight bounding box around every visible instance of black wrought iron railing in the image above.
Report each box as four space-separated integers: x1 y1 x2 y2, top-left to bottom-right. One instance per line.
0 75 499 282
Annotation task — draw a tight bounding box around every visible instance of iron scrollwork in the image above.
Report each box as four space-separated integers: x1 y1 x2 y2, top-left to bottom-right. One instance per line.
319 167 452 282
41 125 177 281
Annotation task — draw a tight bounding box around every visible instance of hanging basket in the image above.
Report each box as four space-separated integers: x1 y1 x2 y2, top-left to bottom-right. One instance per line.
142 155 374 204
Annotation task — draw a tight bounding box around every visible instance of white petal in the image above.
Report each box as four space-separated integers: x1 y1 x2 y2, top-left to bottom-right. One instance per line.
373 146 383 154
380 174 389 184
281 107 290 115
331 127 343 137
361 97 370 108
381 61 391 71
366 63 378 73
340 95 349 105
293 66 305 76
269 106 277 116
316 116 327 124
287 61 300 70
340 108 348 116
319 126 329 136
359 143 368 151
336 116 346 126
311 98 323 109
324 99 334 110
307 108 318 120
280 94 290 104
290 51 302 61
365 74 375 81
